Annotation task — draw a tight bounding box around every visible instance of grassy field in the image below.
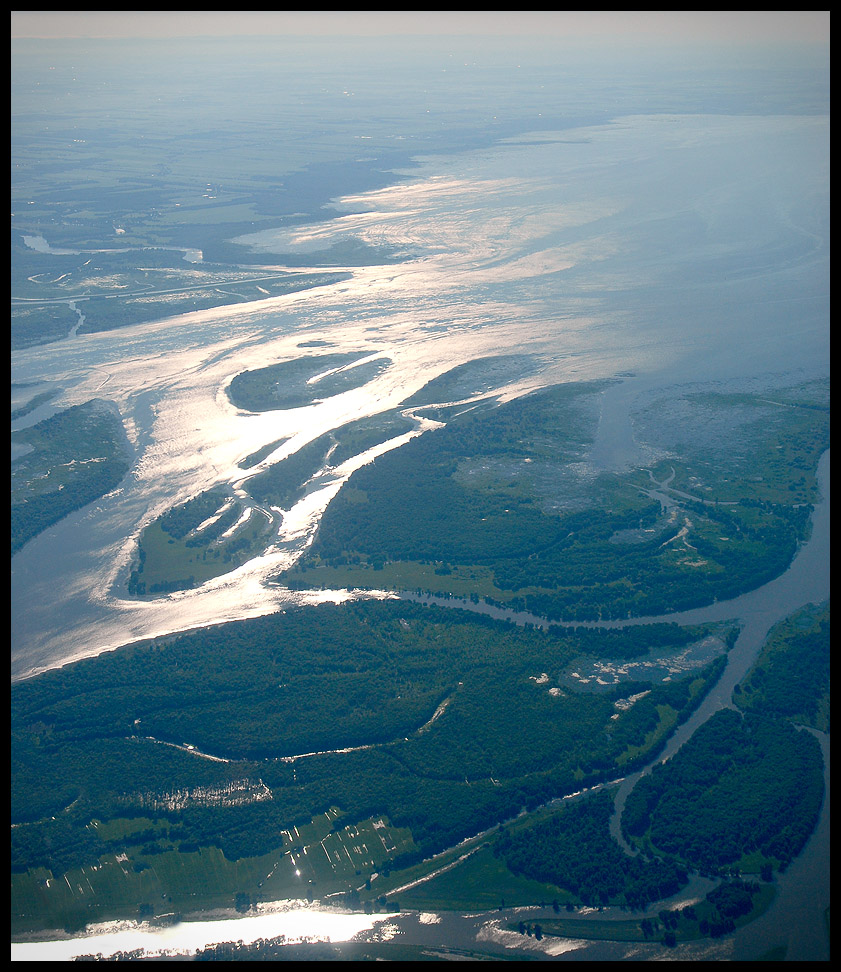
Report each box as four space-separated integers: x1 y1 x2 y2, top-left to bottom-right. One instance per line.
290 560 508 602
131 507 275 594
390 843 569 912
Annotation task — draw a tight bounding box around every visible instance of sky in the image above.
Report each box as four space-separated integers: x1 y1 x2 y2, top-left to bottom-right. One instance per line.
10 10 830 45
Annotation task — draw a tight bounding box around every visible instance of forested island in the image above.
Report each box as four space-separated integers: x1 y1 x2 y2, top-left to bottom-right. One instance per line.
11 372 830 945
621 708 824 874
286 377 829 621
226 352 392 412
127 486 277 596
11 399 133 556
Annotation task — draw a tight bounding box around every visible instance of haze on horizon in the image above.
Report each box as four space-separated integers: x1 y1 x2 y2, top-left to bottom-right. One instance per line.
10 9 830 46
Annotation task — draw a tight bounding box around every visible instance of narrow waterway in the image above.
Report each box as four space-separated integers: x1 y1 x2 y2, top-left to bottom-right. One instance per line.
12 446 828 960
400 449 830 960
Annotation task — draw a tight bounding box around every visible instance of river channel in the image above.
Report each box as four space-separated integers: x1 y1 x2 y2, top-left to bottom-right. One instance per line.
11 107 830 958
11 449 829 961
386 447 831 960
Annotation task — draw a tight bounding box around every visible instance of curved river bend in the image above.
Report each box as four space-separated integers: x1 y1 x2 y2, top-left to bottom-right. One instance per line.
400 448 830 961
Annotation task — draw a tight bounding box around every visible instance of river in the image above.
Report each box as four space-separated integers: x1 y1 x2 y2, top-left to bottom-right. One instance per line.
11 109 829 959
11 110 829 682
11 449 829 961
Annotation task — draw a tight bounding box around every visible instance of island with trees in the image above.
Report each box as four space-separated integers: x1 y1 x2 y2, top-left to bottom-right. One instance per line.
11 399 133 556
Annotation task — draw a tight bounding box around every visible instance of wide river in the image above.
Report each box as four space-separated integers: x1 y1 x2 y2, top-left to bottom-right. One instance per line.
11 112 829 960
11 111 829 681
11 448 829 961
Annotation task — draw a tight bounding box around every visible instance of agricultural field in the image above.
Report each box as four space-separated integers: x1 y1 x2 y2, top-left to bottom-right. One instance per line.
11 809 414 935
11 600 731 936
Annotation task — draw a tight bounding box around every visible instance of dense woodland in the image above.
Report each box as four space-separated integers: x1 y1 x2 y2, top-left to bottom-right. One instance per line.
246 433 335 508
328 409 416 467
621 707 824 873
291 381 827 620
10 399 133 555
11 601 725 878
497 790 687 910
498 692 825 909
735 602 830 732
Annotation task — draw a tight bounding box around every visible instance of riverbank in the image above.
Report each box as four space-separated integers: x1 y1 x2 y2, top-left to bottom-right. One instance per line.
11 449 829 952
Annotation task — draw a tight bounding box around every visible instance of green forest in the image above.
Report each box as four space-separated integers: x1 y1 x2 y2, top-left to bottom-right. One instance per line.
497 790 687 910
620 600 829 880
735 602 830 732
10 371 830 938
11 399 133 556
287 379 828 621
620 707 824 874
11 601 729 932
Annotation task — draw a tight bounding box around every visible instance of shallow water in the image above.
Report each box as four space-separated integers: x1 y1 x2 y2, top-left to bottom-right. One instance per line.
10 112 829 681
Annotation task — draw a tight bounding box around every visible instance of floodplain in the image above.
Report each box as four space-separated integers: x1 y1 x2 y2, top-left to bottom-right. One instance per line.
11 19 830 962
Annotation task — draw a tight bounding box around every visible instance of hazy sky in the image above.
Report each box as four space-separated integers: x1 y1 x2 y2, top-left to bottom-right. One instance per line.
10 10 830 45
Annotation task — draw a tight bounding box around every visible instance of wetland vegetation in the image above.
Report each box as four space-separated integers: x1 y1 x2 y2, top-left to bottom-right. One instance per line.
127 486 276 596
11 28 830 956
12 371 829 941
11 239 351 350
287 376 829 621
10 357 830 949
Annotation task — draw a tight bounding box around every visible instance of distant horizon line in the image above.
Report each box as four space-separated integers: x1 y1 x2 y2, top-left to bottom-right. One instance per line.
10 11 830 45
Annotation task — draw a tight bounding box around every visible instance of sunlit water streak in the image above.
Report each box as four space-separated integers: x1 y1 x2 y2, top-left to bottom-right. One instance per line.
10 901 398 962
11 113 828 681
